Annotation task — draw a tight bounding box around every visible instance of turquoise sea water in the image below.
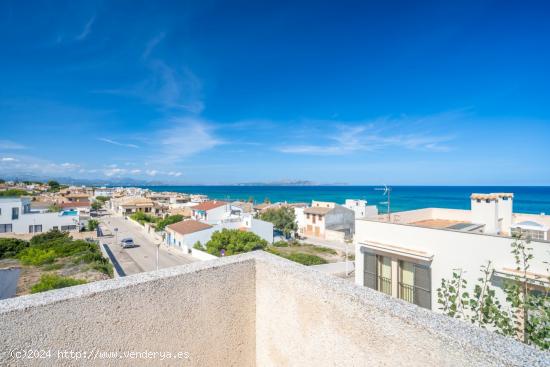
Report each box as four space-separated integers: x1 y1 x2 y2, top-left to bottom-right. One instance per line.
138 186 550 215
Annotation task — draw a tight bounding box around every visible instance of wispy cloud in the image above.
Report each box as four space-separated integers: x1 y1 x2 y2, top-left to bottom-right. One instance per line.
1 157 17 162
98 138 139 149
142 32 166 59
278 112 459 155
0 140 26 150
155 117 222 161
75 16 96 41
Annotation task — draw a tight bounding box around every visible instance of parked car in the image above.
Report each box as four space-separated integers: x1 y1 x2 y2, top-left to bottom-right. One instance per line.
120 238 136 248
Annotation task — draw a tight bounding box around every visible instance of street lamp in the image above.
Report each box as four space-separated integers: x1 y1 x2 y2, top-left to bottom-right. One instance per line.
156 242 160 271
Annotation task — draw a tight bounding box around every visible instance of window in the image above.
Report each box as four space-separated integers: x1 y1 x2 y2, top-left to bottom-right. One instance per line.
28 225 42 233
0 224 13 233
511 228 545 241
306 214 310 219
399 260 431 309
61 225 77 231
363 252 392 296
312 215 316 224
377 256 392 296
12 207 19 220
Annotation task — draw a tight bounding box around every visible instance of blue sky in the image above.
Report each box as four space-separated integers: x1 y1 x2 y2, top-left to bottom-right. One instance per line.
1 0 549 185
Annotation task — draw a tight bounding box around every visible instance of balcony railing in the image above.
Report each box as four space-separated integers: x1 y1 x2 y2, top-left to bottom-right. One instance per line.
377 276 392 295
399 282 414 303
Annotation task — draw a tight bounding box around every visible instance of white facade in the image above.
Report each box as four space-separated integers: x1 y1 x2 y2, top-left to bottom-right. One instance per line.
0 198 80 234
344 199 379 219
354 193 549 312
94 187 115 197
166 226 216 254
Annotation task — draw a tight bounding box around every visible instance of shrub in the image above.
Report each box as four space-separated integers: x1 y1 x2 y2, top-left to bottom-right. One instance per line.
30 274 87 293
87 219 100 231
266 247 327 266
0 189 30 197
156 215 184 230
17 247 57 266
205 229 268 256
193 241 204 250
259 206 297 237
273 241 289 247
130 212 158 225
30 229 70 246
0 238 29 259
311 246 337 255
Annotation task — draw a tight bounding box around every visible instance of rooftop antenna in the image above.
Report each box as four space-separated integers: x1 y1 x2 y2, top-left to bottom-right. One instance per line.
375 185 392 222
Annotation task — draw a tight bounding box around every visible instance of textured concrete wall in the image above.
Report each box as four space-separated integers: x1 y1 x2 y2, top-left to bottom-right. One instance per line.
0 259 256 367
254 253 548 367
0 252 547 367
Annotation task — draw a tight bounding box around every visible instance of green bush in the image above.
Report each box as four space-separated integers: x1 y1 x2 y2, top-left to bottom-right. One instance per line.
0 238 29 258
0 189 30 197
205 229 268 256
30 229 70 246
30 274 87 293
95 196 110 203
87 219 99 231
156 215 184 230
266 247 327 266
273 241 289 247
193 241 204 250
130 212 159 225
18 247 57 266
311 246 337 255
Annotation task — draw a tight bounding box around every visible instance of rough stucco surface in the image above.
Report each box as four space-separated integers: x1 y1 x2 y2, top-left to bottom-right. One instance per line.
253 253 548 367
0 252 548 367
0 258 256 367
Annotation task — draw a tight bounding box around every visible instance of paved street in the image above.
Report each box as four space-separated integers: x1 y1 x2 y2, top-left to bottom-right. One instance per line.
98 214 197 276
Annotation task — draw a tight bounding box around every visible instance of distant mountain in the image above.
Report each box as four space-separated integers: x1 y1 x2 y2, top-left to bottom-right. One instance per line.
233 180 348 186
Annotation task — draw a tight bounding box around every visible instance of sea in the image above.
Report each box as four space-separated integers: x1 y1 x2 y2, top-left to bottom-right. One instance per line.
137 186 550 215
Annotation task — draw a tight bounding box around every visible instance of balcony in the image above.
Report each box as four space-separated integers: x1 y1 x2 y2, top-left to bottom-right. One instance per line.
0 252 546 366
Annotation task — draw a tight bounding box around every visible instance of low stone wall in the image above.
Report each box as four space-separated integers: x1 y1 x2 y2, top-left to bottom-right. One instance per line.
0 252 546 367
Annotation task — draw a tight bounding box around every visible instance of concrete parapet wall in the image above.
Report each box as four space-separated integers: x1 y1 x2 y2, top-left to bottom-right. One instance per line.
0 252 547 366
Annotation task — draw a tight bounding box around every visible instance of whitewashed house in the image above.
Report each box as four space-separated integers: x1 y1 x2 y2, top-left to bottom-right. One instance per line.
0 197 80 234
354 193 550 311
344 199 378 219
165 220 216 254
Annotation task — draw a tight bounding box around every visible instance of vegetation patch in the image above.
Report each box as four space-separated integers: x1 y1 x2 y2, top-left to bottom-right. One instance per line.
0 188 30 197
267 247 327 265
156 215 184 230
205 229 267 256
30 274 87 294
130 212 159 225
0 230 113 295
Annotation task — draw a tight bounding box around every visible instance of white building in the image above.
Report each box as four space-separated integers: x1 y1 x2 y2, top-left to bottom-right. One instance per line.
93 187 115 198
344 199 378 219
0 197 80 234
354 192 549 311
299 201 355 242
166 200 274 254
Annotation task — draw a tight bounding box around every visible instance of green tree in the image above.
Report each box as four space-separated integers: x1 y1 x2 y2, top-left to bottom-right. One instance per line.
91 201 102 211
260 206 297 237
156 215 184 230
205 229 267 256
87 219 100 231
47 180 60 191
95 196 110 203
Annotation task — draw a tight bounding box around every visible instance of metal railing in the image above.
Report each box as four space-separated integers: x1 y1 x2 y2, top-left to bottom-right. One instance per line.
377 276 392 295
399 282 414 303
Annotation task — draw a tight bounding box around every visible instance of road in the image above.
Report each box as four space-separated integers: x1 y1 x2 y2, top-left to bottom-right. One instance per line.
98 214 197 276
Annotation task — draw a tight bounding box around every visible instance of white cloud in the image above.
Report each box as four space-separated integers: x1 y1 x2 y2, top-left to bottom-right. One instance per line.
143 32 166 59
156 117 221 161
146 170 158 176
60 162 80 169
75 16 95 41
0 140 26 150
278 112 458 155
98 138 139 149
1 157 17 162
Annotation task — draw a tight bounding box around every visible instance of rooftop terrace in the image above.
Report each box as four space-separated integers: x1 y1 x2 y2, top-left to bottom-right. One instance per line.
0 252 547 366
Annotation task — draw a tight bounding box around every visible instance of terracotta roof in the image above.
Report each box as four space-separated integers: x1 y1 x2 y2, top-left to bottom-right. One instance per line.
166 220 212 235
59 201 91 208
193 200 227 211
304 207 332 215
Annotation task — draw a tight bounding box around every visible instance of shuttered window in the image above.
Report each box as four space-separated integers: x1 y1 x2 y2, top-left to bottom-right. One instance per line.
363 252 377 290
413 264 431 309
